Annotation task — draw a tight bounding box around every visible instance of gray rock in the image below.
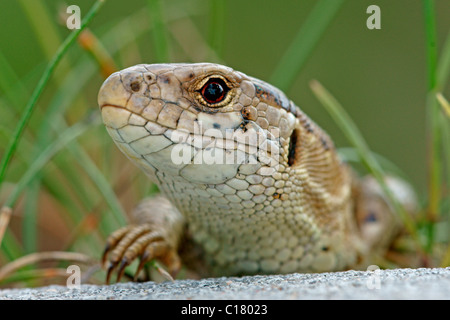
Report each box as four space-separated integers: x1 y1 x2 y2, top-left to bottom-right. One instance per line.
0 267 449 300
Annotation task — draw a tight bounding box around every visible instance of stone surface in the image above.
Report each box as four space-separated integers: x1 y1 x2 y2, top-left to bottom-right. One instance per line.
0 267 449 300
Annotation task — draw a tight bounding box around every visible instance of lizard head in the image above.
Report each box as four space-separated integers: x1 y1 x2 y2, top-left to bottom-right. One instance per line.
98 63 298 185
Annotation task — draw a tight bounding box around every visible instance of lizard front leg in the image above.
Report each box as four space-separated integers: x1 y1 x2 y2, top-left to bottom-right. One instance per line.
102 195 185 283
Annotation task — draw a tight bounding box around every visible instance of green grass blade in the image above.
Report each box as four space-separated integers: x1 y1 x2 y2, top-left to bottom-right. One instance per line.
423 0 438 90
0 0 106 188
147 0 170 62
17 0 71 89
0 51 29 109
0 120 92 261
437 93 450 118
310 80 420 244
0 231 23 261
66 143 128 228
23 180 39 254
208 0 226 60
436 29 450 218
270 0 345 92
337 147 410 182
16 0 63 252
17 0 65 62
423 0 441 227
436 94 450 215
437 29 450 90
4 120 94 209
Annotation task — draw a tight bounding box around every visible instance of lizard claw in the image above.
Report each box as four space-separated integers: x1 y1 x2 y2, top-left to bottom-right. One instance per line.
102 224 180 284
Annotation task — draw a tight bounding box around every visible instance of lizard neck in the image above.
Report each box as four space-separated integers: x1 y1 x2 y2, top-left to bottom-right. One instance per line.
153 144 359 275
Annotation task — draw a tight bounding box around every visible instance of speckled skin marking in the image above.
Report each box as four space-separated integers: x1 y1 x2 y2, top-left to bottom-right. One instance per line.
98 63 417 280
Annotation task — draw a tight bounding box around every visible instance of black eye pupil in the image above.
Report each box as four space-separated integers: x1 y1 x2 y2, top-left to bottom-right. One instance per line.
201 78 228 104
205 82 223 100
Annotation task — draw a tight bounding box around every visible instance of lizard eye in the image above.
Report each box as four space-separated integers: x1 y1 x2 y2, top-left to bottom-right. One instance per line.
200 78 229 104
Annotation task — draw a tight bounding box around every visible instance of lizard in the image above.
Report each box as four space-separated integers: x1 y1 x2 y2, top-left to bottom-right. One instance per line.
97 63 417 283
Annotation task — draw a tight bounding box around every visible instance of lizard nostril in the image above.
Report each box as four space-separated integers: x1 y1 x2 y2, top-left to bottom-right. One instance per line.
130 81 141 92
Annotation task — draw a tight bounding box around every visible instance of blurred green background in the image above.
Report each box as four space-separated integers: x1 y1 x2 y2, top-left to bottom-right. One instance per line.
0 0 449 285
2 0 449 192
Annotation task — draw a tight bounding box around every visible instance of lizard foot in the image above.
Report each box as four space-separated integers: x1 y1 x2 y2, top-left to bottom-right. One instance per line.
102 224 181 284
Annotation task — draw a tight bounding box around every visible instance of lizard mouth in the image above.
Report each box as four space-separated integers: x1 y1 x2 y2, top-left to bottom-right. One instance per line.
99 100 256 185
99 103 125 110
100 102 263 184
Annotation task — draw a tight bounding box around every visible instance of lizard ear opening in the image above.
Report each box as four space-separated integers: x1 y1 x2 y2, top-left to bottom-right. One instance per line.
288 129 299 166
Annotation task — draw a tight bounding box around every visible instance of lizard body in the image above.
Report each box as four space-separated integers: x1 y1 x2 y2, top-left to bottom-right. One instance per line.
98 63 416 281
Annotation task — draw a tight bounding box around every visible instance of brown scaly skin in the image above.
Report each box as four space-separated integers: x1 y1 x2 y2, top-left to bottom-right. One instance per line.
98 63 417 282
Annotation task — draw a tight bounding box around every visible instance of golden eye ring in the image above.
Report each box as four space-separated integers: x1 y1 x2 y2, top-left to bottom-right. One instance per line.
194 75 234 108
